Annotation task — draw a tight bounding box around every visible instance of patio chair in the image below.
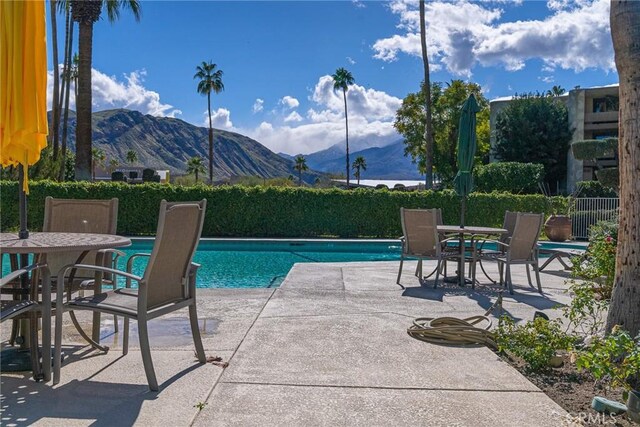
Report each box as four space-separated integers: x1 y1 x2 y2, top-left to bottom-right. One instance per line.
6 197 121 348
477 212 544 294
1 263 52 381
53 200 208 391
473 211 518 283
397 208 459 288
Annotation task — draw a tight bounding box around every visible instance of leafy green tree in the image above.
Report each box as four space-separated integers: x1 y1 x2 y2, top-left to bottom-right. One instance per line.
71 0 141 181
352 156 367 186
294 155 308 186
91 147 105 180
493 93 572 189
194 61 224 184
126 149 137 165
331 68 355 188
546 85 566 97
394 80 490 185
186 156 206 183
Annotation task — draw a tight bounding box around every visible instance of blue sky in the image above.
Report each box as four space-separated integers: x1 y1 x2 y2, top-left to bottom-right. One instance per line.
47 0 618 155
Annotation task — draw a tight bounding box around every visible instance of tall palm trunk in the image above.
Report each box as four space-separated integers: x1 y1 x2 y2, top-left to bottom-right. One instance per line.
59 10 73 181
74 18 94 180
343 88 350 188
207 92 213 184
50 0 60 160
606 0 640 336
420 0 433 189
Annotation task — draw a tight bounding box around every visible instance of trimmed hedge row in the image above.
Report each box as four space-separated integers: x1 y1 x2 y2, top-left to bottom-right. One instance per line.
0 181 567 238
474 162 544 194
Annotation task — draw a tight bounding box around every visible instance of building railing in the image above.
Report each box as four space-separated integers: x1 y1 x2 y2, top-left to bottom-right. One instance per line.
569 197 619 240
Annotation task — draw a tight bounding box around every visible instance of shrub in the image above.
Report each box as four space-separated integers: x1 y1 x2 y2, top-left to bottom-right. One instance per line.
576 327 640 394
576 181 617 198
495 316 577 372
573 220 618 298
0 181 565 237
474 162 544 194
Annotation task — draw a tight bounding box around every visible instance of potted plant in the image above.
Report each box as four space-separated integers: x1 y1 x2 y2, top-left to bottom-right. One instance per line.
576 327 640 422
541 183 581 242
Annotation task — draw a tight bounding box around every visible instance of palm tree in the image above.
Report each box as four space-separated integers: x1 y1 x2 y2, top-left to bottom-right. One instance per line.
58 2 75 181
420 0 434 189
605 0 640 336
126 150 137 165
331 67 355 188
294 155 308 186
352 156 367 186
194 61 224 184
50 0 61 161
91 147 105 180
71 0 141 181
547 85 566 97
108 158 119 174
187 156 206 183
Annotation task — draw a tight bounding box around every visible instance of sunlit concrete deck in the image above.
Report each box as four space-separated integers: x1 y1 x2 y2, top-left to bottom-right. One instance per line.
1 259 573 426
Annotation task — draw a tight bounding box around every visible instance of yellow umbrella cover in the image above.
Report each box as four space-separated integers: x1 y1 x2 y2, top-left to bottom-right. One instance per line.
0 0 48 193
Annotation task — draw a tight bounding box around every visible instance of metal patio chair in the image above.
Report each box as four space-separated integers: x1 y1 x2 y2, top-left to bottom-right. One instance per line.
53 200 207 391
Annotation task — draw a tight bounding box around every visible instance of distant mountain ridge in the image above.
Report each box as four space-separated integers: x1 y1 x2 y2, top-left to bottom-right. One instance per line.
54 109 322 182
287 141 423 180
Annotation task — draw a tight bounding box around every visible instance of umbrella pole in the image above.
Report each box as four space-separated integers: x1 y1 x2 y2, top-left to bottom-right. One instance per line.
18 165 29 239
458 196 466 286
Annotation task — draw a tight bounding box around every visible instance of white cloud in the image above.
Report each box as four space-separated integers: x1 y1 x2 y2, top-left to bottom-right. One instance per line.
373 0 614 76
279 95 300 109
241 75 402 154
203 108 233 129
346 56 356 65
47 67 181 117
352 0 366 8
284 111 303 123
252 98 264 113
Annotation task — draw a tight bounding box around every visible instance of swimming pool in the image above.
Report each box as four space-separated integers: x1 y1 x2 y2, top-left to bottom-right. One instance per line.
1 239 587 289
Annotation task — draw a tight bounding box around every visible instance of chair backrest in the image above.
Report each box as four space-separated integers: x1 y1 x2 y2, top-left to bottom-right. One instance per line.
42 197 119 277
400 208 440 257
141 200 206 310
508 213 544 261
500 211 518 244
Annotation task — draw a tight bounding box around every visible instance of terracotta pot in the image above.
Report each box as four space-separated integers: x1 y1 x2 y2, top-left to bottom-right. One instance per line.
627 390 640 423
544 215 572 242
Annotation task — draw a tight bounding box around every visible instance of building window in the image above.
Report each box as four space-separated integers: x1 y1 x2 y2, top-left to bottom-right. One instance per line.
593 95 619 113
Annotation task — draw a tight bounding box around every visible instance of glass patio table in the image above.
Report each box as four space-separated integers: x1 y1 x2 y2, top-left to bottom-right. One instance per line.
436 225 507 287
0 232 131 382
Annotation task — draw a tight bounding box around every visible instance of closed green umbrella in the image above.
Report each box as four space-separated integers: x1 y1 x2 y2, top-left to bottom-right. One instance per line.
454 94 480 228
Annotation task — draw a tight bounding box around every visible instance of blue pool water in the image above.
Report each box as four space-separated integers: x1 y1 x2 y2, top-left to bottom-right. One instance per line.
2 239 587 289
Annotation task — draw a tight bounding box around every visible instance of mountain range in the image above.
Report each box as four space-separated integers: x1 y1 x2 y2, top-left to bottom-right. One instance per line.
281 141 423 180
54 109 321 182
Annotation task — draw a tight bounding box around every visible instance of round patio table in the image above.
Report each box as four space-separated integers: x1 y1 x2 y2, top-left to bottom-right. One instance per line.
0 232 131 382
436 226 507 287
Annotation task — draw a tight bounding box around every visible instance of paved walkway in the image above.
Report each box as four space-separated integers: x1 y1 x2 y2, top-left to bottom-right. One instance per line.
1 259 573 426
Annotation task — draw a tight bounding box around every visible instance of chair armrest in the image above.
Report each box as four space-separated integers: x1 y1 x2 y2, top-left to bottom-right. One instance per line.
1 263 49 287
57 264 143 285
126 253 151 273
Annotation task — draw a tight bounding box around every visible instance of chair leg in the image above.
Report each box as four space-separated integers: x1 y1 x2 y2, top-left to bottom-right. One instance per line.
113 315 119 333
137 318 159 391
498 262 504 286
9 320 18 345
29 311 42 381
189 303 206 363
123 317 130 355
433 259 441 289
525 264 534 288
534 262 543 294
53 300 64 385
396 256 404 285
506 264 514 295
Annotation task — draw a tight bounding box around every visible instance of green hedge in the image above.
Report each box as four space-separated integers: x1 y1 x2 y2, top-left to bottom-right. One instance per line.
0 181 566 238
474 162 544 194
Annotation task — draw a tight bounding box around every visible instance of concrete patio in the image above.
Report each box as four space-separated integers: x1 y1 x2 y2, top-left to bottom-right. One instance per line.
1 259 574 426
